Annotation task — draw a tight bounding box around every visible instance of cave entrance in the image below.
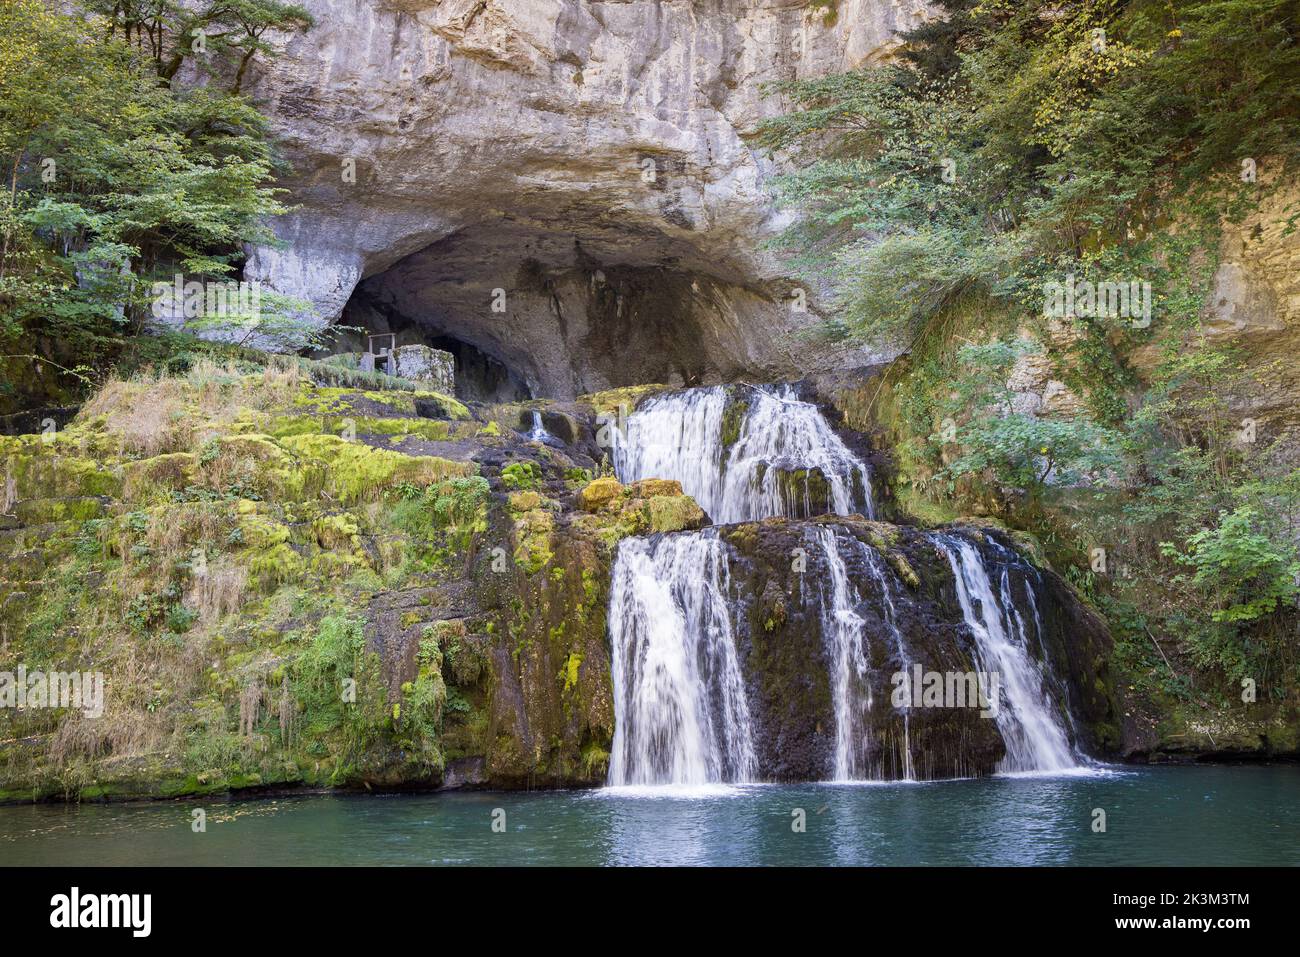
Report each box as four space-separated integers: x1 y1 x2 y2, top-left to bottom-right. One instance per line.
329 217 810 401
333 288 531 403
424 333 530 404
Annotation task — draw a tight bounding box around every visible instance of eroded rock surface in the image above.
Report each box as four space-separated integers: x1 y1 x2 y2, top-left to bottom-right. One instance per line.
239 0 935 394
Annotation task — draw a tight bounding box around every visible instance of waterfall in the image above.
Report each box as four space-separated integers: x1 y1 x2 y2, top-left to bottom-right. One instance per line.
527 410 550 442
603 382 1081 787
859 538 917 781
607 530 757 786
813 525 874 782
614 385 874 523
810 525 916 782
613 387 727 521
605 383 872 786
933 534 1078 773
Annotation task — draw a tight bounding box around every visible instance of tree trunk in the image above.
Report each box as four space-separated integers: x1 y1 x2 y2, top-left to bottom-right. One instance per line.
0 152 23 283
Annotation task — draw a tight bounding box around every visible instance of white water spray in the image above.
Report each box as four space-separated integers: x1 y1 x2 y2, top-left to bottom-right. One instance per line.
813 526 874 781
527 410 550 442
614 385 874 523
810 526 917 782
934 534 1077 773
604 384 1079 786
607 530 756 785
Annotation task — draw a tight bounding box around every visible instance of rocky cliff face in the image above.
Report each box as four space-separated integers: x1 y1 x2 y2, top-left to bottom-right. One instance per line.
239 0 933 395
1163 179 1300 463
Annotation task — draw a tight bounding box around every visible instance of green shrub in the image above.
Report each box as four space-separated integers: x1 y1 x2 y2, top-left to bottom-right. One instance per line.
501 461 543 491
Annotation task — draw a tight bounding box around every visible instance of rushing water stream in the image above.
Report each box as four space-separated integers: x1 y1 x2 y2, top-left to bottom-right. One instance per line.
935 534 1078 773
607 530 756 786
606 384 1082 786
810 524 918 782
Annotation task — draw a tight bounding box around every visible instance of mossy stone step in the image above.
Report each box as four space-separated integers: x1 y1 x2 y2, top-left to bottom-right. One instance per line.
14 496 111 525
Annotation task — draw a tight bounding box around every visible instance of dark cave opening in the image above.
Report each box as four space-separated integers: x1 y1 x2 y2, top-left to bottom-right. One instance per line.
424 333 531 404
332 287 532 404
326 218 814 402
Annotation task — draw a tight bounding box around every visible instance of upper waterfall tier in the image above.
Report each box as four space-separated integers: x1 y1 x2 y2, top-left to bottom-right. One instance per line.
612 385 874 524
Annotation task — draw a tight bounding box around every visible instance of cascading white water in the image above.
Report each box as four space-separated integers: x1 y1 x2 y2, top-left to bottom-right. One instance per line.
606 383 873 786
858 538 917 781
810 526 916 782
813 526 873 781
604 383 1080 786
527 410 550 442
607 530 757 786
612 387 727 521
933 534 1077 773
614 385 874 523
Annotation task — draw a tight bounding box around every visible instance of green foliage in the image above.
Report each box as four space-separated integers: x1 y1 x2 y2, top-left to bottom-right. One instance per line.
392 644 446 770
758 0 1300 695
1161 507 1300 625
96 0 314 92
754 68 1004 344
165 603 198 634
0 0 313 411
390 476 490 559
293 614 365 737
755 0 1299 343
1092 334 1300 686
501 461 543 491
935 339 1122 497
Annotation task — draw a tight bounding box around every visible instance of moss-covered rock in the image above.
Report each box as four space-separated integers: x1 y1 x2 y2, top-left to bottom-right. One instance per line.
579 476 623 511
647 494 706 533
0 361 1138 803
0 367 531 804
578 384 672 415
122 452 197 501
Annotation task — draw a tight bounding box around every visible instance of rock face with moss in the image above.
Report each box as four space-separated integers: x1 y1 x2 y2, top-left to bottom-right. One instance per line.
0 361 713 801
0 361 1134 800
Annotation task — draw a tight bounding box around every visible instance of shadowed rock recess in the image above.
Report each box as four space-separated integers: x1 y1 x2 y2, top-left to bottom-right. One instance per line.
238 0 939 395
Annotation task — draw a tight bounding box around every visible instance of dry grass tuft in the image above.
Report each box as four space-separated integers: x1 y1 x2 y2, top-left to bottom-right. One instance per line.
146 501 234 559
189 557 247 623
238 679 266 737
2 463 16 513
49 700 165 765
253 357 303 408
82 377 194 457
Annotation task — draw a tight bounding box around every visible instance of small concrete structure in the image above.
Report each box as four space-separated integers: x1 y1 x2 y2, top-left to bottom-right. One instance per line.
391 344 455 394
353 338 455 394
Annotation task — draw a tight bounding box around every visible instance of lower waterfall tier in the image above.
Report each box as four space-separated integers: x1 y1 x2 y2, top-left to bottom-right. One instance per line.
607 518 1120 785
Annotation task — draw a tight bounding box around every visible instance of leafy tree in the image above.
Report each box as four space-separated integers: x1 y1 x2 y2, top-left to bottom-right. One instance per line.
755 0 1300 343
756 0 1300 693
1161 506 1300 625
89 0 314 91
0 0 313 409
